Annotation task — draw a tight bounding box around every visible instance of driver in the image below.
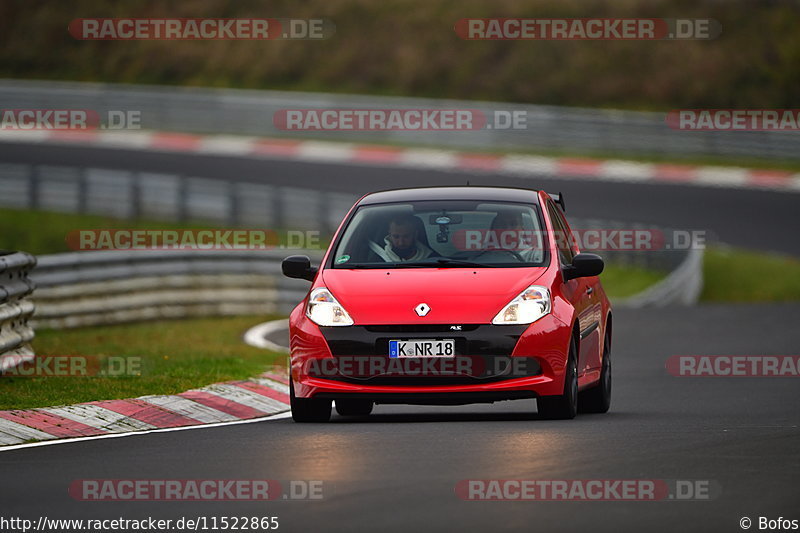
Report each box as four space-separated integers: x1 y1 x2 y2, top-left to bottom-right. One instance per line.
373 215 435 262
490 211 541 262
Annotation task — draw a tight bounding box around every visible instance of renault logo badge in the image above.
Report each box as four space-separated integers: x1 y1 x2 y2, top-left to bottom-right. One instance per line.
415 303 431 317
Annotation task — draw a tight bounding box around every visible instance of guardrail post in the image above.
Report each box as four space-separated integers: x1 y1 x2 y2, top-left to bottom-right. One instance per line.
130 171 141 220
77 167 88 214
271 186 284 231
0 252 37 373
317 189 331 236
29 166 40 209
229 181 240 227
176 176 188 222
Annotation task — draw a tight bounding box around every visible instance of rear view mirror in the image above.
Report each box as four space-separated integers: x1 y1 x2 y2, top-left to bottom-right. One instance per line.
428 214 463 225
282 255 318 282
563 253 604 280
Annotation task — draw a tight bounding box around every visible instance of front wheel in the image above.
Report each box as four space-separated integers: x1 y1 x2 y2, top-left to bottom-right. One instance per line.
578 327 612 414
537 339 578 420
290 380 331 423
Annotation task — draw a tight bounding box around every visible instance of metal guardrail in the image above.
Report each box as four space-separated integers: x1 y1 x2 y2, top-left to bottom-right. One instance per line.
0 251 37 370
0 79 797 160
31 250 321 329
621 247 704 308
0 162 359 233
569 218 705 307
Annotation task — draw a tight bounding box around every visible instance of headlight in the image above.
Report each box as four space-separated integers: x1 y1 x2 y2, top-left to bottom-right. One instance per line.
492 285 551 325
306 288 354 326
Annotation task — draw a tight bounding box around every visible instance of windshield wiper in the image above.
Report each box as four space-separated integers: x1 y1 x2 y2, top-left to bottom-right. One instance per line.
393 258 499 268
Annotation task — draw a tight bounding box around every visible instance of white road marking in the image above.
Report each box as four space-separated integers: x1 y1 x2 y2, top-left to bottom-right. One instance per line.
251 378 290 396
500 154 558 176
39 404 157 432
695 167 749 188
96 131 155 149
399 149 458 169
197 135 256 155
0 418 58 444
138 395 240 424
600 160 656 182
0 130 51 142
243 319 290 352
200 383 289 413
297 142 355 161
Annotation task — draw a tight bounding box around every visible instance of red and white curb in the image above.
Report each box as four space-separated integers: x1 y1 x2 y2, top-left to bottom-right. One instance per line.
0 371 290 447
0 129 798 193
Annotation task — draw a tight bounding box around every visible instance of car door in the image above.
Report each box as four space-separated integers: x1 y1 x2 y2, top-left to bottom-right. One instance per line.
547 201 600 379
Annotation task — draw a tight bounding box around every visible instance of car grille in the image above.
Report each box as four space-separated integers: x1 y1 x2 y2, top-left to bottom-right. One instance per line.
320 324 528 357
314 324 540 386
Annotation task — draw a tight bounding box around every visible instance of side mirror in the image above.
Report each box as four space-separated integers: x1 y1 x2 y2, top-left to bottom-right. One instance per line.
282 255 318 282
563 253 604 281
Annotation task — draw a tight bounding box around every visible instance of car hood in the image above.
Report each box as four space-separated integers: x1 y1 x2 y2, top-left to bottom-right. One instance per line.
321 267 547 325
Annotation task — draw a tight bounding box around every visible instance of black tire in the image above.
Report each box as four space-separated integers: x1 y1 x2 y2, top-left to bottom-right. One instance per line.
578 327 612 414
335 399 374 417
290 380 331 423
537 338 578 420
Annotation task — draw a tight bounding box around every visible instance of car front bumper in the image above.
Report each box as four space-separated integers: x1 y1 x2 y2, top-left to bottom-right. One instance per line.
289 312 573 402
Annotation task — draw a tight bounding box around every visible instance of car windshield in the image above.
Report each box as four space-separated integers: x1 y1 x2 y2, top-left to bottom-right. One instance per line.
330 200 549 268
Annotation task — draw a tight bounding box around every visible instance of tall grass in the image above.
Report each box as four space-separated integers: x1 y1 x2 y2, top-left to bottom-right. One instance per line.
1 0 797 109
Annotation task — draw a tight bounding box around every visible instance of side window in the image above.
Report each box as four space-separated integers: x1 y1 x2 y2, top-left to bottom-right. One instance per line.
552 203 579 257
546 201 575 265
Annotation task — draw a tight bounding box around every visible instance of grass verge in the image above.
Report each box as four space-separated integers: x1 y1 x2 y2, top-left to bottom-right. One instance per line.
0 208 329 255
0 315 285 410
702 247 800 302
0 209 211 256
601 264 666 300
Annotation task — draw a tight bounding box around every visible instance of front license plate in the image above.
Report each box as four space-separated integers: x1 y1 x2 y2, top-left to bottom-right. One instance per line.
389 339 456 358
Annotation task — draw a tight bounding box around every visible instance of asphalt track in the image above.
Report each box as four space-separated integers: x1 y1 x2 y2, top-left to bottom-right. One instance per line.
1 141 799 532
1 141 799 256
1 304 798 532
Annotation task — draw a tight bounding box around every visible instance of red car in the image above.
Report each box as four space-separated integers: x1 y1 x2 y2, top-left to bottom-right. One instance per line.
282 186 612 422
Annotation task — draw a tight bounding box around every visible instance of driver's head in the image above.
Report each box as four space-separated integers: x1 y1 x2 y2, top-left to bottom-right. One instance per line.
490 211 526 251
388 215 419 256
491 211 524 231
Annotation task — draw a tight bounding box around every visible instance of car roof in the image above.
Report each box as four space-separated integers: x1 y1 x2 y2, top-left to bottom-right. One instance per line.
358 186 543 206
